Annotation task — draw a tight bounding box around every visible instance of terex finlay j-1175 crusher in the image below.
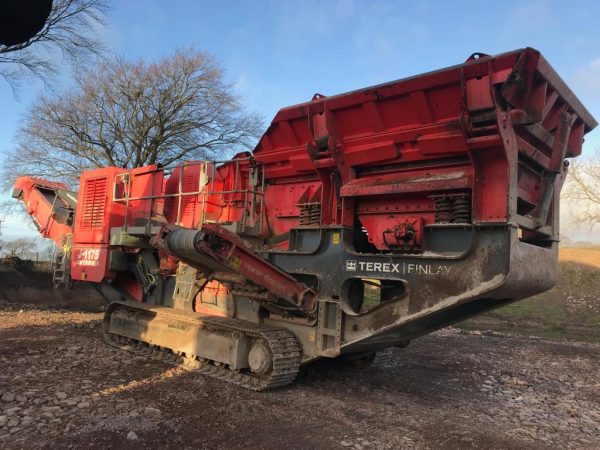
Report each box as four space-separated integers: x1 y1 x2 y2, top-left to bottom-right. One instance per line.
14 48 597 390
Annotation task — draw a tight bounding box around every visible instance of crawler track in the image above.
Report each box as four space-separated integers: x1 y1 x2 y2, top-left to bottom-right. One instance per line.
103 303 302 391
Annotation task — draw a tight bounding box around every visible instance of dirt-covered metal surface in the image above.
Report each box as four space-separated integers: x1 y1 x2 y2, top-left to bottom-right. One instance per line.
1 304 598 450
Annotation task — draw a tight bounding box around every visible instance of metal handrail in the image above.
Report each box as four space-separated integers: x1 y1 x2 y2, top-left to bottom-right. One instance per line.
112 158 265 234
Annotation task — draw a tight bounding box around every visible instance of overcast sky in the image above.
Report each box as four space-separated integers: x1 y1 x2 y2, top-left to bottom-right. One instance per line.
1 0 599 241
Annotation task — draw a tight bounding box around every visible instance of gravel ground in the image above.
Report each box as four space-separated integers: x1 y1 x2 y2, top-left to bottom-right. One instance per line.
1 303 599 449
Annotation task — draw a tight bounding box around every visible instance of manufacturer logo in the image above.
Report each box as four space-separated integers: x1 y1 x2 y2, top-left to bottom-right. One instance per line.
344 259 451 276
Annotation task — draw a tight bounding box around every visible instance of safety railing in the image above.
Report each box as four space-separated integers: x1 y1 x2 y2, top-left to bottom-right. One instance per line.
112 157 265 236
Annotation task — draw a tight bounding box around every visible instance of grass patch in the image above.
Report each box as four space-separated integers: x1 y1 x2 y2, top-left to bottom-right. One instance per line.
461 247 600 343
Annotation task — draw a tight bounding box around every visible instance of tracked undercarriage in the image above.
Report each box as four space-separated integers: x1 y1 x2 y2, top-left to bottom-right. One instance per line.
103 302 302 391
103 302 393 390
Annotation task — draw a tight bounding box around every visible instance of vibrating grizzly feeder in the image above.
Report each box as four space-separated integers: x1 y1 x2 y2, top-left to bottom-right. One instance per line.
13 48 597 389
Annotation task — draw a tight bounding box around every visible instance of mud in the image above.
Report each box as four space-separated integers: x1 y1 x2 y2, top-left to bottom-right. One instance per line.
1 304 598 449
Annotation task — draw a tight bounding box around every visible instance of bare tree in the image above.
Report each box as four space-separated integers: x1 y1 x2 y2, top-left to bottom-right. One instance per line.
1 48 264 189
4 238 37 258
563 148 600 229
0 0 108 90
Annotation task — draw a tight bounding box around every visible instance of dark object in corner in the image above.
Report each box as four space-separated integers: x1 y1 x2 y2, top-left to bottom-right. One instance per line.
0 0 53 46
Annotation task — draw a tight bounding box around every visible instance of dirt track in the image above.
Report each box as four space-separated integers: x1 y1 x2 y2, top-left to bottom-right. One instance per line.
1 304 598 450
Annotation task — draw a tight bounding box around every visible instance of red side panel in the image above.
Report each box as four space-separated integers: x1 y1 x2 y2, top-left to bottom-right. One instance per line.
71 244 107 283
72 167 127 283
125 165 164 227
163 159 257 228
164 163 205 227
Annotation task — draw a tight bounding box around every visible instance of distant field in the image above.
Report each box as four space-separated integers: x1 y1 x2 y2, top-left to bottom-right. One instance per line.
559 246 600 268
462 246 600 342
